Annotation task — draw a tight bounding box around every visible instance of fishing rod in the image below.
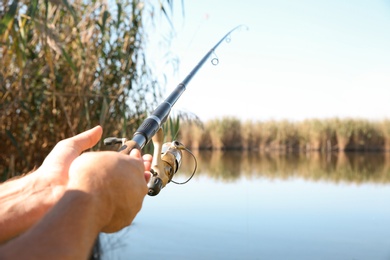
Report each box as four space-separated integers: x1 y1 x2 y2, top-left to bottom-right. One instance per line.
104 25 246 196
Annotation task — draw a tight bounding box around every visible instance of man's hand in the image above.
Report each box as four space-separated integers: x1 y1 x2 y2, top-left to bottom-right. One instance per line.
0 126 103 243
67 148 150 233
33 125 103 201
0 126 153 259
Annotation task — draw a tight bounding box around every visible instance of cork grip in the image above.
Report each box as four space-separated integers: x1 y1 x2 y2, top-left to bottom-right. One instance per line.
118 140 141 155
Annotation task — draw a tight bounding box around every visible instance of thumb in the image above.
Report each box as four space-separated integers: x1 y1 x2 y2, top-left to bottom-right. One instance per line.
43 125 103 164
69 125 103 153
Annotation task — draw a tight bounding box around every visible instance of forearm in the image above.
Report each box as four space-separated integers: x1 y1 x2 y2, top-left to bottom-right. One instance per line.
0 172 56 243
0 190 105 260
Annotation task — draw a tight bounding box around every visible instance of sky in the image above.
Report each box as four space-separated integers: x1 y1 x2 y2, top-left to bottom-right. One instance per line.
149 0 390 122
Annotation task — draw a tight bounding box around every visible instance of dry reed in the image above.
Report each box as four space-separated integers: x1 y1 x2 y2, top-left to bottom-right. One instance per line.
0 0 175 178
178 117 390 152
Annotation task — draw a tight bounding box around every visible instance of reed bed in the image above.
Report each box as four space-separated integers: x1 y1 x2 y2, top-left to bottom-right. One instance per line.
178 117 390 152
0 0 175 178
178 150 390 184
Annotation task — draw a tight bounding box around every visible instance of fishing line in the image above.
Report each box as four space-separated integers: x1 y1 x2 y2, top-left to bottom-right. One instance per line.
211 51 219 65
171 146 198 185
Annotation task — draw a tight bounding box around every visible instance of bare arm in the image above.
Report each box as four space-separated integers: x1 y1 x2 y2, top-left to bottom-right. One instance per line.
0 149 151 260
0 173 57 243
0 190 102 260
0 126 103 243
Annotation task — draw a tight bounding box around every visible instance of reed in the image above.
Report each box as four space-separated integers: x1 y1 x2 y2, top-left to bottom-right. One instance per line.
202 117 243 150
0 0 176 178
178 117 390 152
179 150 390 184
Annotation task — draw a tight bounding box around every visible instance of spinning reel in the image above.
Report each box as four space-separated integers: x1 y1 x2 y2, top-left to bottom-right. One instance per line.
104 128 197 196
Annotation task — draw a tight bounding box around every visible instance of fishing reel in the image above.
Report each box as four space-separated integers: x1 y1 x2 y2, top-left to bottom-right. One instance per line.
104 128 197 196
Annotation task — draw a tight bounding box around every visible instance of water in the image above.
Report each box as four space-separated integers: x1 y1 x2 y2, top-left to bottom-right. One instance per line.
100 152 390 260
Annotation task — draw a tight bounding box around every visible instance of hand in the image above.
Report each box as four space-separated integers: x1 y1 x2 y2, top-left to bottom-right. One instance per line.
0 126 104 243
0 146 153 260
67 148 151 233
33 126 103 202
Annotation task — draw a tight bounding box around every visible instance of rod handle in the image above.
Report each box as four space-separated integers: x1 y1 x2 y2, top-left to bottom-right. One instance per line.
118 140 140 155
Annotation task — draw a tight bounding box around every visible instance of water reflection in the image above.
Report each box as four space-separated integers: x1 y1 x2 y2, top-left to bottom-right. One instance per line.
102 151 390 260
179 151 390 184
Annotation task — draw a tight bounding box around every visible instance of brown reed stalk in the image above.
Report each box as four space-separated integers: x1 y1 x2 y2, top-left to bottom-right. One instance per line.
179 117 390 153
0 0 177 177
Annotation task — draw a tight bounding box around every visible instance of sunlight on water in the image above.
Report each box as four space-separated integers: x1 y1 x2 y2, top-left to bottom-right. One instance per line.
101 152 390 260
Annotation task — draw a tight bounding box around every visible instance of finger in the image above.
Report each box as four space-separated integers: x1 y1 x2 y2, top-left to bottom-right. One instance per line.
142 154 153 162
118 140 140 155
144 172 151 183
142 154 153 171
42 126 103 165
129 147 142 159
68 125 103 153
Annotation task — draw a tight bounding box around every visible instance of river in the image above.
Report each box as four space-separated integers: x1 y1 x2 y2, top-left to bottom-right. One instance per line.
100 151 390 260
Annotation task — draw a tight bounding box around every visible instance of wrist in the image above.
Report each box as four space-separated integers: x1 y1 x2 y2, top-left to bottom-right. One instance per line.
0 190 108 259
29 169 66 210
66 188 113 232
67 178 114 230
18 172 60 225
0 172 59 243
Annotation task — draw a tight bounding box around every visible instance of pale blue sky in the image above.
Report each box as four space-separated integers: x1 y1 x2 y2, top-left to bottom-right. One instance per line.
150 0 390 122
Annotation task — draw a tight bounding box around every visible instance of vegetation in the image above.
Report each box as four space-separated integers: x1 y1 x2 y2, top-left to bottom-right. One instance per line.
0 0 177 178
178 150 390 184
1 0 388 182
178 117 390 152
